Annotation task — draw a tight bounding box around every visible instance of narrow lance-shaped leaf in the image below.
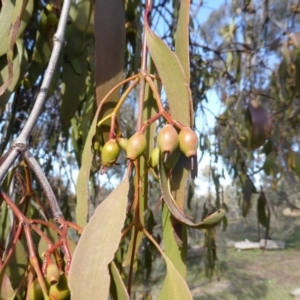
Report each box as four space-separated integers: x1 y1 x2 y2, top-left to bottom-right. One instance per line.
0 273 14 300
159 157 225 228
123 59 159 267
0 0 28 96
109 261 130 300
145 19 192 126
158 252 193 300
242 175 256 217
5 240 28 290
0 39 28 114
247 99 272 150
60 48 88 122
175 0 191 85
257 190 270 228
95 0 125 142
0 0 33 57
144 229 192 300
75 104 99 227
69 177 130 300
162 205 187 277
160 1 192 280
75 0 94 33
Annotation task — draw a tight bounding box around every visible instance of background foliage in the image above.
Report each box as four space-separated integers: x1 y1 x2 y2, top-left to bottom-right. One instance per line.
1 0 300 299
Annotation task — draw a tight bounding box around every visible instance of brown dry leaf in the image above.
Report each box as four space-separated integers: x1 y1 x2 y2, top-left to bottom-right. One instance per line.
248 99 272 150
94 0 125 142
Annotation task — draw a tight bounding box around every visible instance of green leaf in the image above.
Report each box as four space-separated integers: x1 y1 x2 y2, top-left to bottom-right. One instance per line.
75 0 94 33
291 150 300 178
1 273 14 300
257 190 270 228
37 223 59 261
0 0 15 57
145 21 192 127
0 202 10 245
0 39 27 113
162 205 187 277
175 0 190 84
69 177 129 300
109 261 130 300
122 227 143 267
0 0 33 57
263 152 276 176
5 240 28 289
156 2 192 280
75 102 101 227
159 157 225 228
157 242 192 300
247 99 272 150
242 176 255 217
60 49 88 123
27 11 52 86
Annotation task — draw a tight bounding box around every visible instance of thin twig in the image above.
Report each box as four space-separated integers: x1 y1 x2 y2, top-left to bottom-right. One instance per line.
22 148 63 221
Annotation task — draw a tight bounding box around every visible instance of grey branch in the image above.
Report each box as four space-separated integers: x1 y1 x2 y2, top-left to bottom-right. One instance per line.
16 0 72 144
22 148 63 222
0 0 72 219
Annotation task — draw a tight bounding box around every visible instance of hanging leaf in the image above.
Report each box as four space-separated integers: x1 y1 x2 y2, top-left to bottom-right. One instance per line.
0 0 33 57
0 39 28 114
0 0 31 96
242 176 256 217
162 205 187 278
75 0 94 33
175 0 191 85
60 48 88 123
37 223 59 261
155 237 192 300
145 19 192 127
257 190 270 228
75 102 102 227
27 10 52 87
109 261 130 300
157 1 192 280
5 240 28 289
122 227 143 267
0 273 14 300
263 152 276 176
290 150 300 179
95 0 125 143
69 177 129 300
246 99 272 150
159 158 225 228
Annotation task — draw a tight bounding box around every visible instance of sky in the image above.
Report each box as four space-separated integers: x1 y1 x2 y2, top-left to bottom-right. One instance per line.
191 0 231 195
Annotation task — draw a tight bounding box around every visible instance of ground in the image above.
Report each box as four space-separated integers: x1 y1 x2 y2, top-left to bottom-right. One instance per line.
131 206 300 299
189 248 300 299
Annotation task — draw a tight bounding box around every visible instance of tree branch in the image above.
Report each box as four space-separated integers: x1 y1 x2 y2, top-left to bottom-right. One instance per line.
16 0 72 144
0 0 72 183
21 148 63 221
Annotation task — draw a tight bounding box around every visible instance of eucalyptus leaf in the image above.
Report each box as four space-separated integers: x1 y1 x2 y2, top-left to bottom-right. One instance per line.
6 240 28 289
69 177 129 300
157 241 192 300
145 20 192 127
109 261 130 300
159 157 225 228
95 0 125 143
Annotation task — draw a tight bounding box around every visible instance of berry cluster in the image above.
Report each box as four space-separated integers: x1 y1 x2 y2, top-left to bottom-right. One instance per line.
100 123 198 173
